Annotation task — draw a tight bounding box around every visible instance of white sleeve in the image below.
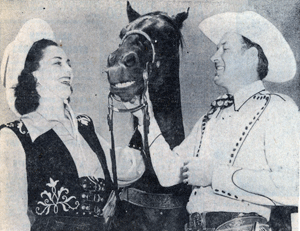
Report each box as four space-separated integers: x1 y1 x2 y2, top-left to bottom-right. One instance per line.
0 128 31 231
96 133 145 187
139 116 203 187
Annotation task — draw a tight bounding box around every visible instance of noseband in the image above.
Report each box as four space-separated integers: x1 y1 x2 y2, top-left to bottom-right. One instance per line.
107 30 156 198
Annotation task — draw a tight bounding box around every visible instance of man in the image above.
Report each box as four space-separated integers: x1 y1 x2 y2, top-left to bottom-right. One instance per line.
130 11 299 230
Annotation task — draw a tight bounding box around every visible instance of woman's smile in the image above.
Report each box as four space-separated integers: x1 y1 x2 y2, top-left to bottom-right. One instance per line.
59 77 72 86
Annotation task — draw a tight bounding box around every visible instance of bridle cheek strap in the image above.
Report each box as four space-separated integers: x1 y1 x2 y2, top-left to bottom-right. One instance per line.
107 30 155 196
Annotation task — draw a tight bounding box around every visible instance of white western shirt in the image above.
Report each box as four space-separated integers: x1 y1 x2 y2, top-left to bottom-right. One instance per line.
144 81 299 220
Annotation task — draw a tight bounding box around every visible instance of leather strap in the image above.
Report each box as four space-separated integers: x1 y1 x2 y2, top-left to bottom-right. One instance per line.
186 212 269 231
120 187 186 209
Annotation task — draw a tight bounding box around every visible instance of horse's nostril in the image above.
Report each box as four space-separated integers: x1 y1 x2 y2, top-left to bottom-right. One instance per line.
123 53 137 67
108 53 116 66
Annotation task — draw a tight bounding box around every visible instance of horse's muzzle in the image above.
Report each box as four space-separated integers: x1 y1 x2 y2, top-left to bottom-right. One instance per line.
109 80 144 102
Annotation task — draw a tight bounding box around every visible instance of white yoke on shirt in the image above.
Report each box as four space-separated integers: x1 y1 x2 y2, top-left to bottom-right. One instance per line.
0 105 144 231
144 81 299 220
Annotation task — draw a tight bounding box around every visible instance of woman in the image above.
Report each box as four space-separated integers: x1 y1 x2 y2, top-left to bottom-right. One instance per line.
0 19 144 231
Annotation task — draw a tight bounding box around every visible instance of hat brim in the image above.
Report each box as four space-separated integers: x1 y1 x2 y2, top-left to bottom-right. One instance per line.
199 11 296 83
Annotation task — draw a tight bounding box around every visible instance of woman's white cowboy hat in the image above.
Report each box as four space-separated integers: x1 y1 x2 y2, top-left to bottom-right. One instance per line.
199 11 296 83
1 18 56 116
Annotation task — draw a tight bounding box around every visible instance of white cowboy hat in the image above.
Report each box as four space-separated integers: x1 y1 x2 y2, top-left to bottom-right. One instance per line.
199 11 296 83
1 18 56 116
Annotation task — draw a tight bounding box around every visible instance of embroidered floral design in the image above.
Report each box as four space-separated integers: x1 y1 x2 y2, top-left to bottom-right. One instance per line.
17 121 26 134
35 178 80 215
77 115 91 126
6 121 27 134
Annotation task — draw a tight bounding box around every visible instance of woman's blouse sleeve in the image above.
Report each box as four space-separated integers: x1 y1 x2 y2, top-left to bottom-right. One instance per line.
0 128 31 230
96 133 145 187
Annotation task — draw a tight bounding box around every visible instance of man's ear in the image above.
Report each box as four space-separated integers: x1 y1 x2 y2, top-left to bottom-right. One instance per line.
247 47 258 61
245 47 258 66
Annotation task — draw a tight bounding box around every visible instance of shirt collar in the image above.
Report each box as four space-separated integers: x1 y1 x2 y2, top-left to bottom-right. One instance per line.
21 112 57 142
233 80 265 111
21 105 73 142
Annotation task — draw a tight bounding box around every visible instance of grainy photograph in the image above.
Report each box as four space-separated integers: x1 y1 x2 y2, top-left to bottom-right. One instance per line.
0 0 299 230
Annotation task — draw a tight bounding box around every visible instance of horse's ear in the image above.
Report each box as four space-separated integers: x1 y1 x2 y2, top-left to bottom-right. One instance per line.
173 7 189 29
127 1 141 22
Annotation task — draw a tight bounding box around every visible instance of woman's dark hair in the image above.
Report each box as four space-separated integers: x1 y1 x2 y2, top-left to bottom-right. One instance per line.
14 39 58 115
241 35 269 80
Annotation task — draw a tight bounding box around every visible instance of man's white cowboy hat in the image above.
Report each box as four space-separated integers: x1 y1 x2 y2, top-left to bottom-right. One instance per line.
0 18 56 116
199 11 296 83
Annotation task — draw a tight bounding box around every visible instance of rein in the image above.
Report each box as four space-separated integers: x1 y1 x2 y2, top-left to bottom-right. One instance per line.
107 29 156 199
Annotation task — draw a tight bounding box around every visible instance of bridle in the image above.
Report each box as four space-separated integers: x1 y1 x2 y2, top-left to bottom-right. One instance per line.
107 29 157 197
107 29 157 114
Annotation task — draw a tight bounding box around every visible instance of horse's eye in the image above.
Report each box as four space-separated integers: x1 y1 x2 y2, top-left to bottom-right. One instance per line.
123 53 137 67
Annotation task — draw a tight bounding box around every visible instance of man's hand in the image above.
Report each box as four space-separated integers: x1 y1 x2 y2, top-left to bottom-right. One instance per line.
182 156 214 187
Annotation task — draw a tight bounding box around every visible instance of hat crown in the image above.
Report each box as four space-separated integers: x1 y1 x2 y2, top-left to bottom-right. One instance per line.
199 11 296 83
16 18 55 44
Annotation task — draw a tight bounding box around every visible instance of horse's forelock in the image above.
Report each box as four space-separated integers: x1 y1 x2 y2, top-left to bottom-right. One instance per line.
120 12 184 48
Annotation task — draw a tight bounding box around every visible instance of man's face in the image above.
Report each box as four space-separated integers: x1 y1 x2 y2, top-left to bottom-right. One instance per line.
210 32 246 89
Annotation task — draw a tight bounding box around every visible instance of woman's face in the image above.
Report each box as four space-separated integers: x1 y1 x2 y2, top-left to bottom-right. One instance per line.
33 45 73 100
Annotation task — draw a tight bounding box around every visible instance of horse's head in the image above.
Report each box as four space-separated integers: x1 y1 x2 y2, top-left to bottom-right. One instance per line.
107 1 189 102
107 2 188 149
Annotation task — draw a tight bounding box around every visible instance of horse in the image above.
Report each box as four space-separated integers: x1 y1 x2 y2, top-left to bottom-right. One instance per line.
106 2 189 231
